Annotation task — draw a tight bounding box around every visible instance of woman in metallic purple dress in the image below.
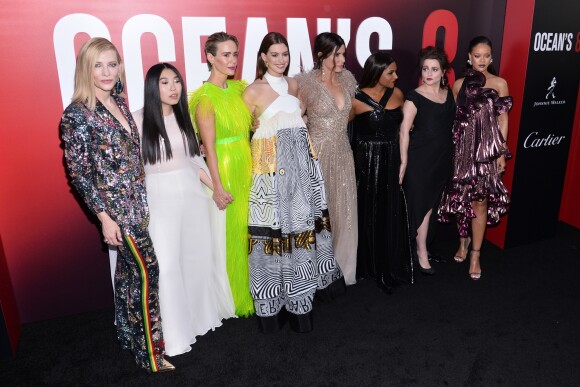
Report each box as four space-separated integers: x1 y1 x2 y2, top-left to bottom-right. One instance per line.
438 36 513 280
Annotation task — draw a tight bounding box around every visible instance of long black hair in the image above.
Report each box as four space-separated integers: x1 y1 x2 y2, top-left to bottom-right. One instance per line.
359 52 395 89
141 63 199 165
468 35 497 75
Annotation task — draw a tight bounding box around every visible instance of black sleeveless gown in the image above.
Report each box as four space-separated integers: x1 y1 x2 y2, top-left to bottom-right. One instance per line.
404 89 455 237
353 88 415 290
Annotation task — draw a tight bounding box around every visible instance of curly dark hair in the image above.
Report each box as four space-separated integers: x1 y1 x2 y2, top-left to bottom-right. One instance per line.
419 46 450 87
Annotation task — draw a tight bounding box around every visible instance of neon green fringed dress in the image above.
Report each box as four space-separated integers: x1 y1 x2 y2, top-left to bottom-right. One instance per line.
189 80 254 317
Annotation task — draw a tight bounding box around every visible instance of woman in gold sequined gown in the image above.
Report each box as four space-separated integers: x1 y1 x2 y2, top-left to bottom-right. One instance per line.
296 32 358 285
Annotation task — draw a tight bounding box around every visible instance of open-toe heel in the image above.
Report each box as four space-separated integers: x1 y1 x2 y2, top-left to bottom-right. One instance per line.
454 236 471 263
469 249 481 280
148 359 176 373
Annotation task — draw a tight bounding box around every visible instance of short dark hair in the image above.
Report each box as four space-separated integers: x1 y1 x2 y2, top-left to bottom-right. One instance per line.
255 32 290 80
359 51 395 89
313 32 345 70
205 32 239 71
141 63 199 165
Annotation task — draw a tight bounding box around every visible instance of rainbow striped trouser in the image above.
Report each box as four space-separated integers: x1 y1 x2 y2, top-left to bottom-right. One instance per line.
114 226 165 372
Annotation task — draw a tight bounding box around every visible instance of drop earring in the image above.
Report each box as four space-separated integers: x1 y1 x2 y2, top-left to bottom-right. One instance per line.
490 58 493 63
467 59 472 66
114 78 123 95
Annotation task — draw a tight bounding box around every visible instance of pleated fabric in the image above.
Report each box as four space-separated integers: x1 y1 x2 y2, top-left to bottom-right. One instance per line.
438 70 513 237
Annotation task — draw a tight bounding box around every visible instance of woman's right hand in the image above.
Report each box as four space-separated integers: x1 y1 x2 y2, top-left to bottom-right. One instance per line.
97 212 123 246
212 186 234 210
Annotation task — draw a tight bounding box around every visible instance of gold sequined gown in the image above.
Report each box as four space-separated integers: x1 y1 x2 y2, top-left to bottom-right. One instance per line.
296 69 358 285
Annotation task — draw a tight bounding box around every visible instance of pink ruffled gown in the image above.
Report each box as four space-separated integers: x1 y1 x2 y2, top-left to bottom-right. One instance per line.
438 69 513 236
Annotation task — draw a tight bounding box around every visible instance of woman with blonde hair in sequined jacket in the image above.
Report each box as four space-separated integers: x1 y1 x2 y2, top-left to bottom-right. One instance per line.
60 37 174 373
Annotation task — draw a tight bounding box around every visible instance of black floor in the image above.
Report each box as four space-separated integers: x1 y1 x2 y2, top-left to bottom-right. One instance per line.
2 223 580 386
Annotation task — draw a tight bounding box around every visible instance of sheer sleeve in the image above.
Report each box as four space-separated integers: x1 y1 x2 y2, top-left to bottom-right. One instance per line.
341 70 358 98
294 72 313 107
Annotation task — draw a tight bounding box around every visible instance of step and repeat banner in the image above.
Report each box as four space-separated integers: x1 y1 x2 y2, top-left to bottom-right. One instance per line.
0 0 513 323
505 0 580 247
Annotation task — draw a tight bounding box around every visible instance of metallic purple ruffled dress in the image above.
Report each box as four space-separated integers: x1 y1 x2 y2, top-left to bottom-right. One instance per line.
438 70 513 237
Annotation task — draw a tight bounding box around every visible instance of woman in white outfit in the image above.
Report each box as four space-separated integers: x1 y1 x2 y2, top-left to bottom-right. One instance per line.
243 33 343 333
133 63 235 356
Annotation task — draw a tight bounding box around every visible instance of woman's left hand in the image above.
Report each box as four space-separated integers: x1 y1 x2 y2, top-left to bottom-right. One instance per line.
497 155 506 174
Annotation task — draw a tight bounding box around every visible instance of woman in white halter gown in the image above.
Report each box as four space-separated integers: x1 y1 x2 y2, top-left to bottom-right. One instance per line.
245 33 343 333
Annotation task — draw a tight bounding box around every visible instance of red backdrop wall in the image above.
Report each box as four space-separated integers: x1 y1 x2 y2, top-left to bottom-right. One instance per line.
559 87 580 228
486 0 536 247
0 0 577 324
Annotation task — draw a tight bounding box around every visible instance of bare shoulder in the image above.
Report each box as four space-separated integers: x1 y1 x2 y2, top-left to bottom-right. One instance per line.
392 87 404 99
487 75 507 86
452 77 465 92
487 75 509 95
391 87 405 105
244 79 268 95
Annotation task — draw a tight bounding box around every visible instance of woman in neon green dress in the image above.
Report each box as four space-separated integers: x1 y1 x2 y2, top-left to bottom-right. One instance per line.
189 32 254 317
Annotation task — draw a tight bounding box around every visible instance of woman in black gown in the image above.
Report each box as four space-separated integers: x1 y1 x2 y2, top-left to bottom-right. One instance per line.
352 52 415 293
399 46 455 275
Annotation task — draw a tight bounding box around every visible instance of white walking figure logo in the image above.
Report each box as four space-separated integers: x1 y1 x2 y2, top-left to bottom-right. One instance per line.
546 77 557 99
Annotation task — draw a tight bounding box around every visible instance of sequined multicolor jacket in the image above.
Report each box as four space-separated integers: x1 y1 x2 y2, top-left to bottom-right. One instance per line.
60 95 149 230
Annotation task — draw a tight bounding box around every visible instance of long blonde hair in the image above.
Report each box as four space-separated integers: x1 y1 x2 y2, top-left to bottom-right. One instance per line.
71 37 125 111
